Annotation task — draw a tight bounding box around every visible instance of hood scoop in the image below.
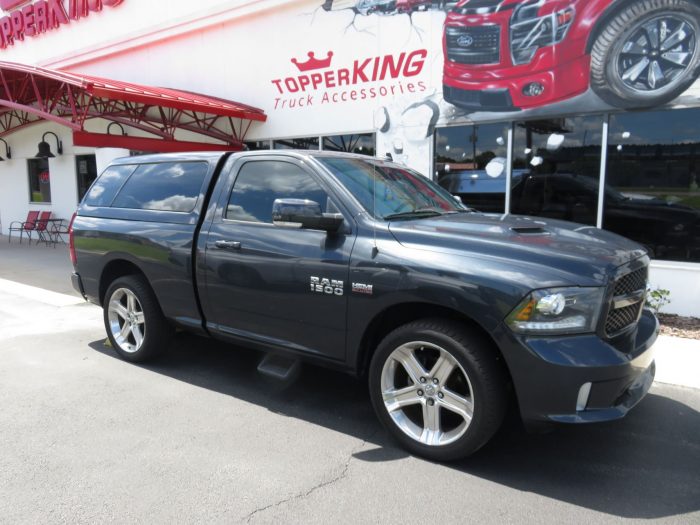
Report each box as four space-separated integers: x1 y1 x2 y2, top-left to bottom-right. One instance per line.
510 226 549 235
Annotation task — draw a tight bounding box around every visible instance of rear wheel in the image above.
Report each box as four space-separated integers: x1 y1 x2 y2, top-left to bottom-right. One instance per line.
104 275 172 362
369 319 507 461
590 0 700 108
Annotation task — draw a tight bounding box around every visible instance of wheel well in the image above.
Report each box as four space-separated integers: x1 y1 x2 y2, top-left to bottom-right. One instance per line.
356 303 512 384
99 260 147 306
585 0 700 53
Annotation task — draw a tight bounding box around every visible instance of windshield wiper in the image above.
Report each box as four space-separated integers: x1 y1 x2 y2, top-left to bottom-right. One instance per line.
384 208 445 220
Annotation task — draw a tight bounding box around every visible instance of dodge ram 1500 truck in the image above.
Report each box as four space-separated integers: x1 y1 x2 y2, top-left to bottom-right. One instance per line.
70 151 658 461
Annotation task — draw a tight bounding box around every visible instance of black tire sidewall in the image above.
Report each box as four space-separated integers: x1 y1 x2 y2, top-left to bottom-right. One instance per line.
591 0 700 108
368 319 506 461
103 275 169 362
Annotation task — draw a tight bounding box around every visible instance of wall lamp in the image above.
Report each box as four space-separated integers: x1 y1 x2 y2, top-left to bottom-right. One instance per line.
0 137 11 161
107 122 127 136
36 131 63 158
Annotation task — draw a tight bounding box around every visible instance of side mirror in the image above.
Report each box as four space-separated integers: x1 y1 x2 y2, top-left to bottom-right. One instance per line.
272 198 344 233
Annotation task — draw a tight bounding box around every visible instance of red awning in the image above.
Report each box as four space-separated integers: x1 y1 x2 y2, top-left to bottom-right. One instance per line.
0 61 266 152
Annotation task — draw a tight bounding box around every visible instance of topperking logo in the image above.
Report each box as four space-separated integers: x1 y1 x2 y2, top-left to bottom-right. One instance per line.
0 0 124 49
270 48 428 110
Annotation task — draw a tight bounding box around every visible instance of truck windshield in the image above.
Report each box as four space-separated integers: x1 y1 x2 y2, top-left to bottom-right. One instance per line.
317 157 468 220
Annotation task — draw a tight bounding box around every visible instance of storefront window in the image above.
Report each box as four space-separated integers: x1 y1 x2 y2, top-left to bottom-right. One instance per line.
322 133 375 156
28 158 51 203
273 137 319 150
511 117 604 225
244 140 271 151
606 109 700 263
435 123 509 212
76 155 98 201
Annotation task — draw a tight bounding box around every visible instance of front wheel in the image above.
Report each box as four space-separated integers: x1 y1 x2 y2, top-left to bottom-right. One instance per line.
104 275 172 362
590 0 700 109
369 319 507 461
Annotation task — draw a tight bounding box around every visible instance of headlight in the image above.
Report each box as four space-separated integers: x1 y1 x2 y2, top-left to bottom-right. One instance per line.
506 287 604 335
510 1 575 65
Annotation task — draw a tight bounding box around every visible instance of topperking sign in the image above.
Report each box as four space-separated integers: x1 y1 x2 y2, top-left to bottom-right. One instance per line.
0 0 123 49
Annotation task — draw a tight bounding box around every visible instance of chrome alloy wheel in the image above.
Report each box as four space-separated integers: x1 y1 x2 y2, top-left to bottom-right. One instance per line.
617 15 697 93
380 341 474 447
107 288 146 353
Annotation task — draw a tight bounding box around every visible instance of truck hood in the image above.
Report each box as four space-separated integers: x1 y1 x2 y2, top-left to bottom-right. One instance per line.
388 213 647 286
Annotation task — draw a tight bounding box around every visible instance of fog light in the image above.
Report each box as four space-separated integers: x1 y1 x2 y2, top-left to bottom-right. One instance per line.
523 82 545 97
576 382 592 412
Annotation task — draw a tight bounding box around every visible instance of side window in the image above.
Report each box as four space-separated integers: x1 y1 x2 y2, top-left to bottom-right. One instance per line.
226 161 329 223
111 162 209 212
83 164 137 207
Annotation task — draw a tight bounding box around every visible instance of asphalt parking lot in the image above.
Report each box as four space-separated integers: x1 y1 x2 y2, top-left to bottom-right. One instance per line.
1 241 699 524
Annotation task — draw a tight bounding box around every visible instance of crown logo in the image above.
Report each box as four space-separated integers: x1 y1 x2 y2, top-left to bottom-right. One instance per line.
291 51 334 72
0 0 29 11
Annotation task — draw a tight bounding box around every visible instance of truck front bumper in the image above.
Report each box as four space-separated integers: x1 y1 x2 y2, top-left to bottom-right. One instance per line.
494 309 659 425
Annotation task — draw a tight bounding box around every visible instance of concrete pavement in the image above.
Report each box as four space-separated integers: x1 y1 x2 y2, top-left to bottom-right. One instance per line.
0 236 699 523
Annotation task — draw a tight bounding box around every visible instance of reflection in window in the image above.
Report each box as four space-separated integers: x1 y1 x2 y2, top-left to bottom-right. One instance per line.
435 123 509 212
227 161 328 223
244 141 270 151
28 158 51 203
76 155 98 202
322 134 375 156
606 109 700 262
273 137 319 150
511 117 604 225
84 165 136 207
111 162 208 212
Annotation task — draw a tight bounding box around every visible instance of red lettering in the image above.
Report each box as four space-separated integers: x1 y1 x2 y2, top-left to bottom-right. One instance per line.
22 5 36 36
379 53 405 81
102 0 124 6
48 0 69 29
352 58 371 83
310 73 322 89
284 78 299 92
324 70 335 88
0 16 13 46
298 75 310 91
35 1 48 34
403 49 427 77
270 79 283 94
10 10 23 40
337 68 349 86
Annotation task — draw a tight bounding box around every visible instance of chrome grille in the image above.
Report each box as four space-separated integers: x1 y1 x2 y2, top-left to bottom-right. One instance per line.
605 266 648 337
446 26 501 65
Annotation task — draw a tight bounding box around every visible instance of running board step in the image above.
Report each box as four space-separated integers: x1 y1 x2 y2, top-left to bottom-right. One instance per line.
257 353 301 381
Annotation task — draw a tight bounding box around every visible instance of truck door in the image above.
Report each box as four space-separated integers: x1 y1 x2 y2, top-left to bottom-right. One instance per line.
201 156 355 361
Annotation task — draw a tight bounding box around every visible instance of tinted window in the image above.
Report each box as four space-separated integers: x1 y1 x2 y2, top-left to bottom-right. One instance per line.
512 116 604 225
227 161 328 223
273 137 319 150
606 109 700 262
111 162 208 212
84 164 136 207
318 157 465 219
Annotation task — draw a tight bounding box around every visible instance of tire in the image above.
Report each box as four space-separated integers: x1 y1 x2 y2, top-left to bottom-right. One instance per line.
590 0 700 109
368 318 507 461
103 275 173 363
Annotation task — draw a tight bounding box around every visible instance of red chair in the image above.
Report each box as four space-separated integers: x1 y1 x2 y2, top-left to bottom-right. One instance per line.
35 211 53 245
8 210 40 244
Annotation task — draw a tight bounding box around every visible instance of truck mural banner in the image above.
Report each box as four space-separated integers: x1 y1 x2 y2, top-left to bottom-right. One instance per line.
264 0 700 171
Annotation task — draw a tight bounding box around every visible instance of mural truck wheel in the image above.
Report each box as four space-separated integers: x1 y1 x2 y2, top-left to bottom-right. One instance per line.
590 0 700 109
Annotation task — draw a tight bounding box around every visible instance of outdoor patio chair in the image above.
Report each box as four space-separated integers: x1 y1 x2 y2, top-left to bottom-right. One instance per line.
34 211 53 246
8 210 40 244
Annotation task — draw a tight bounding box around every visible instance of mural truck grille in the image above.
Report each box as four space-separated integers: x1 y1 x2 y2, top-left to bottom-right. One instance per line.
446 26 501 65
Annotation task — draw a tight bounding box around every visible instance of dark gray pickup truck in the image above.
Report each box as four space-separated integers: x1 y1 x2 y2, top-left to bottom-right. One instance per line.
70 151 658 460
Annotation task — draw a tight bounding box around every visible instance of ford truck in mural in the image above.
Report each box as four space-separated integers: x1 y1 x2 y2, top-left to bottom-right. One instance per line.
70 151 658 461
443 0 700 111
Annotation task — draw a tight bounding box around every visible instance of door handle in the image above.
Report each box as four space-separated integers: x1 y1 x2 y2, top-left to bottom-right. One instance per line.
215 240 241 250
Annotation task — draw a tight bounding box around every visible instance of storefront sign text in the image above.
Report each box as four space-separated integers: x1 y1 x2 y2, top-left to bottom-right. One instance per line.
271 49 428 110
0 0 124 49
